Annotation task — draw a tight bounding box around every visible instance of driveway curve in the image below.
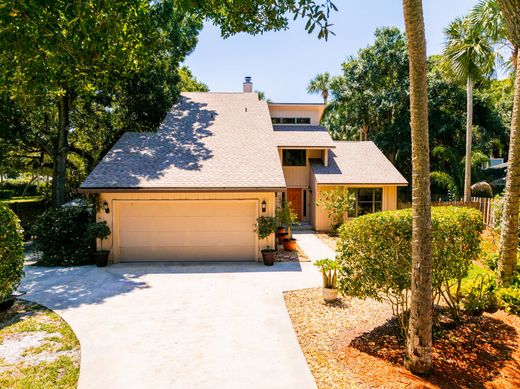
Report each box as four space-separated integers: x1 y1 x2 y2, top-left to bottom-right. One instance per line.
21 261 321 389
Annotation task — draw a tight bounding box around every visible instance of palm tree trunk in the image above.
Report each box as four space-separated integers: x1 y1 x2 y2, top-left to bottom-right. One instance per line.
464 77 473 202
402 0 433 375
499 49 520 286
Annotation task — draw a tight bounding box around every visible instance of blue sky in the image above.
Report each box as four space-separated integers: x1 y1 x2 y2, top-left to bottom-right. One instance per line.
184 0 479 102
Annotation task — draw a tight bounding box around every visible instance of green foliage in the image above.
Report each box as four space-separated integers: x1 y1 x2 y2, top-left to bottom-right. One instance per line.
337 207 484 330
322 27 510 197
430 171 459 200
314 258 339 289
0 204 24 301
33 206 95 266
0 190 13 200
1 181 41 197
276 201 298 238
6 200 49 240
497 286 520 314
307 72 331 103
86 221 111 252
471 181 493 197
316 187 355 230
178 66 209 92
463 273 499 315
256 216 277 247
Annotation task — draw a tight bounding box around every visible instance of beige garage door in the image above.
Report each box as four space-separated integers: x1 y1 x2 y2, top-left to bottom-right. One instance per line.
117 200 257 262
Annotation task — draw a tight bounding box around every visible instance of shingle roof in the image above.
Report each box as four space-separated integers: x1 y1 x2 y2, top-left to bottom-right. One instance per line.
311 141 408 185
81 93 286 190
273 125 336 148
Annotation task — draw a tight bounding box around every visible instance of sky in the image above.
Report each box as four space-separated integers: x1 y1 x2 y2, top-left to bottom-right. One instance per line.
184 0 480 103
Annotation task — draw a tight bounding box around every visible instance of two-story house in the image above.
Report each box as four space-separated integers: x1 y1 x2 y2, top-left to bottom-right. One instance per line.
80 77 407 262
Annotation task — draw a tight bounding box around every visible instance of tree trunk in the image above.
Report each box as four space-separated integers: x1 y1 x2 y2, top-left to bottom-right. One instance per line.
464 77 473 202
322 90 328 104
499 49 520 286
52 93 71 206
402 0 433 375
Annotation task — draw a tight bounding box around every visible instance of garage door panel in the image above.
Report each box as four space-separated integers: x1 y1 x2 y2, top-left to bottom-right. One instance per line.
120 230 255 247
117 200 257 262
119 216 255 233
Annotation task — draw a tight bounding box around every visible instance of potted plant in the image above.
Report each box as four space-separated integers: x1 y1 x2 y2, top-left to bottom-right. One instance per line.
87 221 111 267
278 201 298 251
256 216 278 266
314 258 340 302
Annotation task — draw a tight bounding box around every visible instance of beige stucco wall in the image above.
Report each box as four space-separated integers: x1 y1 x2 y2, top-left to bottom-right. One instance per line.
314 184 399 232
279 148 323 188
269 106 323 125
97 191 276 262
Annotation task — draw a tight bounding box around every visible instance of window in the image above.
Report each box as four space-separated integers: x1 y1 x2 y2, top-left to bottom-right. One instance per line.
282 149 306 166
348 188 383 217
272 117 311 125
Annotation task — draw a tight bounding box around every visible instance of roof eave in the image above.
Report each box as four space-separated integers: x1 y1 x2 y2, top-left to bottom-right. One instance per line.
79 186 287 193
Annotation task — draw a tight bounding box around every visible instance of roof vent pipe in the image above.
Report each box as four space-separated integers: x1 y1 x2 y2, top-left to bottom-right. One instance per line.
243 76 253 93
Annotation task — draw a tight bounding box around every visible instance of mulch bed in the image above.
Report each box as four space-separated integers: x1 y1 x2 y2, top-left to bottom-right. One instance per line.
284 287 520 389
275 244 310 262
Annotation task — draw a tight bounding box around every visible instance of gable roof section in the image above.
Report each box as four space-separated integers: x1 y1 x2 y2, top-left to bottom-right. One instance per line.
311 141 408 185
273 125 336 148
81 92 286 191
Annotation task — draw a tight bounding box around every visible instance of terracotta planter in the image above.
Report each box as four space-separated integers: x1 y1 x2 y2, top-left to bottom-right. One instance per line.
261 249 276 266
276 226 286 235
283 238 297 251
323 288 338 302
93 251 110 267
277 232 289 245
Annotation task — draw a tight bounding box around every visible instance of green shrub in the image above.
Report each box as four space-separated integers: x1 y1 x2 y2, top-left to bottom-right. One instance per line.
256 216 277 250
0 204 25 301
497 287 520 314
337 206 483 331
7 200 49 240
463 273 499 315
0 190 14 199
315 187 355 230
1 181 41 196
33 206 95 266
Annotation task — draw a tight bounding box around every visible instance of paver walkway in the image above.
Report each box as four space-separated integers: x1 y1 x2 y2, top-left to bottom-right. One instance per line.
293 231 337 261
21 259 322 389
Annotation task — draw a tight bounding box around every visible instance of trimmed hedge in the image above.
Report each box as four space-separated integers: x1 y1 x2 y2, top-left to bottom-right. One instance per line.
33 206 95 266
337 206 483 329
0 204 24 301
1 181 41 196
0 190 14 199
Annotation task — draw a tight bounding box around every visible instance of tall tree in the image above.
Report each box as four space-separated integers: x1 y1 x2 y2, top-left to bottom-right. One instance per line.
496 0 520 286
307 72 331 103
402 0 433 374
472 0 520 285
443 17 495 201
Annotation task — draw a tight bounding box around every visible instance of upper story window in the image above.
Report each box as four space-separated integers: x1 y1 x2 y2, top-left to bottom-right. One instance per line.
272 117 311 125
348 188 383 217
282 149 307 166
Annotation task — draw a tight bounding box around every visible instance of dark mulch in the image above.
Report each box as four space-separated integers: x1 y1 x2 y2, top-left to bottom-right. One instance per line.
285 287 520 389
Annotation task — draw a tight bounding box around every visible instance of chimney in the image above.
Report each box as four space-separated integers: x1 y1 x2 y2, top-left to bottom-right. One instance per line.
243 76 253 93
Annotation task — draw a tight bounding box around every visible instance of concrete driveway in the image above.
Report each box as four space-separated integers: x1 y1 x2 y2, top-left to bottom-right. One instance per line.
21 261 321 389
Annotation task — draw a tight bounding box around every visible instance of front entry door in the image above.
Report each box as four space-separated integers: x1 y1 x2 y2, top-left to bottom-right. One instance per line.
287 188 302 221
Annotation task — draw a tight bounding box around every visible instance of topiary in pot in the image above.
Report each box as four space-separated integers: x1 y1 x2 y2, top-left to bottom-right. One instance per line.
87 221 111 267
277 201 298 251
314 258 339 302
0 204 25 310
256 216 277 266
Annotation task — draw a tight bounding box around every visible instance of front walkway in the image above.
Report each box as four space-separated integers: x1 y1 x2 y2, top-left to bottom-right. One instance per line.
21 260 322 389
293 231 337 260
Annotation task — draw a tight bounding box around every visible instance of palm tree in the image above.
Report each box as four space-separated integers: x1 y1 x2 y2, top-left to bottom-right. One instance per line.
402 0 433 375
443 17 494 202
307 72 331 104
472 0 520 286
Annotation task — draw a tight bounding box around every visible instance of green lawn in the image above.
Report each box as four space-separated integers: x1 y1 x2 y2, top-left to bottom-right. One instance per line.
0 196 42 204
0 300 80 388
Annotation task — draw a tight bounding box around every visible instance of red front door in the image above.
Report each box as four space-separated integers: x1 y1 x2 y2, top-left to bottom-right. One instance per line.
287 188 302 221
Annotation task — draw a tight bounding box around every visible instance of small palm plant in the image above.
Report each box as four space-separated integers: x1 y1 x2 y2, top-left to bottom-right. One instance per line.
314 258 340 302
